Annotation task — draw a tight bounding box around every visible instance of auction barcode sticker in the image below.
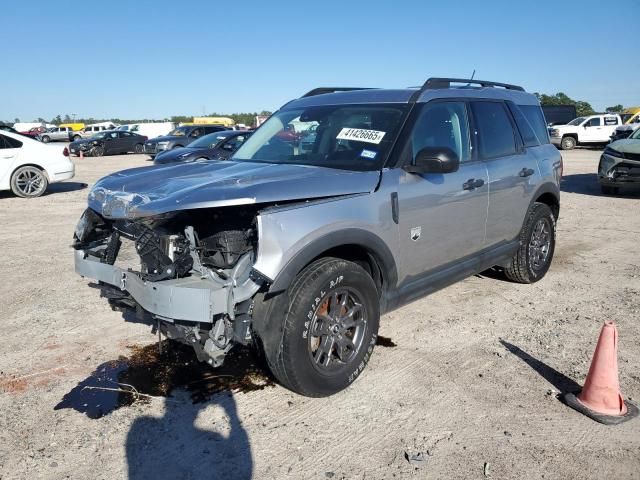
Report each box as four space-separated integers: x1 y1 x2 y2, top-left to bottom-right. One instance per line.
336 128 386 144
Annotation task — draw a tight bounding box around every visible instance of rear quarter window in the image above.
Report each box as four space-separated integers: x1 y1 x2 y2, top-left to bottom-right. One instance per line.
518 105 550 145
1 135 23 148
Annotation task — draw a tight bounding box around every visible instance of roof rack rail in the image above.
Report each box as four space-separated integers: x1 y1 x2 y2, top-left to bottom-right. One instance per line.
422 77 525 92
301 87 375 98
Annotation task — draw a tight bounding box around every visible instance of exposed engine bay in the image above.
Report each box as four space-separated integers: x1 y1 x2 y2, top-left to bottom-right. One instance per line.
73 206 262 367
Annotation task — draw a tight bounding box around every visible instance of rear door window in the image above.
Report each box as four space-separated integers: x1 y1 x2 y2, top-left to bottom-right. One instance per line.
470 101 517 159
585 117 601 127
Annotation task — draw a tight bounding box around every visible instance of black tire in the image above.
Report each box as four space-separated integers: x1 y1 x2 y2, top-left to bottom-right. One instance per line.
134 143 144 154
92 145 105 157
560 136 576 150
504 203 556 284
10 166 49 198
263 257 380 397
73 135 81 141
41 135 50 143
601 185 619 195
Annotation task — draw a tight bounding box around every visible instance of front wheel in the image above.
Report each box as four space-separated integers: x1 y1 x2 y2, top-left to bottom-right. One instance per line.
134 143 144 154
92 145 105 157
560 136 576 150
73 135 81 141
41 135 50 143
264 257 380 397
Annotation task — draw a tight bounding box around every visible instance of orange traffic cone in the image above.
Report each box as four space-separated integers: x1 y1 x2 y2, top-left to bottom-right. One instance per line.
565 321 638 425
79 150 84 160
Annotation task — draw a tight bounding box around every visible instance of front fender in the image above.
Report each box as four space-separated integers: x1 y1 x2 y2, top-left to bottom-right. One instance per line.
252 193 399 295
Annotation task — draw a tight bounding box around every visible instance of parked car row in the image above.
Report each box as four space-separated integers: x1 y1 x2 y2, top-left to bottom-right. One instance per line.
144 124 230 158
153 130 251 164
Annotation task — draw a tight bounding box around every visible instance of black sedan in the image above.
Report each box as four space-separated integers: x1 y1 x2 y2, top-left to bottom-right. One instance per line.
153 130 252 165
69 131 148 157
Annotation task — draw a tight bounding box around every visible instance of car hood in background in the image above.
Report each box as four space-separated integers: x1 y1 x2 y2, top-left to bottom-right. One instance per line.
609 138 640 154
154 146 205 164
145 135 183 144
88 161 380 219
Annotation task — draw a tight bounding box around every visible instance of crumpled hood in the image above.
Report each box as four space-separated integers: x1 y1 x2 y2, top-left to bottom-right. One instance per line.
609 138 640 154
88 161 379 219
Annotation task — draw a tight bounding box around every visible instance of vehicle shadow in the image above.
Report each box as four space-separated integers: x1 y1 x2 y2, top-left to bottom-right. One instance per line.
44 181 88 195
54 341 263 479
126 391 252 480
0 181 87 199
499 340 581 394
560 173 640 198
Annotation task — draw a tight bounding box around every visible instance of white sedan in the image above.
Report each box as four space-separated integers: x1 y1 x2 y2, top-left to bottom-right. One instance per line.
0 130 75 198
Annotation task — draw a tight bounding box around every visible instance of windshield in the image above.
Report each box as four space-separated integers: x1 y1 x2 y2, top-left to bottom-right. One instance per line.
231 104 408 171
189 132 228 148
568 117 586 126
167 126 189 136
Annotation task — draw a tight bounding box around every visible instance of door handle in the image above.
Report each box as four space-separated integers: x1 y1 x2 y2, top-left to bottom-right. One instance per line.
463 178 484 190
519 168 535 178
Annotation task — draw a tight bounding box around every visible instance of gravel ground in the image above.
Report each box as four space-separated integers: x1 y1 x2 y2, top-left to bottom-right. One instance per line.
0 149 639 480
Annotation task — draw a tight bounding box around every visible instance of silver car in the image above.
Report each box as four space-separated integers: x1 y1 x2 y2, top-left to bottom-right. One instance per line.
73 77 562 397
38 127 73 143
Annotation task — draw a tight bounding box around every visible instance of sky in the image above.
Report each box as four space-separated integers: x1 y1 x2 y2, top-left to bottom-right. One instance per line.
2 0 639 122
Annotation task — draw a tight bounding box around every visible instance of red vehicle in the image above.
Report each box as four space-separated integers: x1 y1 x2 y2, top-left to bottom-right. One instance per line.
20 126 46 138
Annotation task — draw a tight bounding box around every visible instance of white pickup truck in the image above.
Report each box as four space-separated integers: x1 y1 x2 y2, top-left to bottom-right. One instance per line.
548 114 622 150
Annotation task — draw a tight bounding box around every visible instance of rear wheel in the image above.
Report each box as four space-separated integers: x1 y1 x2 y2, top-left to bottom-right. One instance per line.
134 143 144 154
10 166 48 198
263 257 380 397
560 136 576 150
504 203 556 284
601 185 619 195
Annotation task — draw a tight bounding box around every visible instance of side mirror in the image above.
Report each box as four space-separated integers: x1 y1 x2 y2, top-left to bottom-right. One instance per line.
403 147 460 174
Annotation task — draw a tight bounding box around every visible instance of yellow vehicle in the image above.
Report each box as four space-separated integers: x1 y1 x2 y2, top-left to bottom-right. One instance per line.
621 107 640 125
192 117 235 127
59 123 85 131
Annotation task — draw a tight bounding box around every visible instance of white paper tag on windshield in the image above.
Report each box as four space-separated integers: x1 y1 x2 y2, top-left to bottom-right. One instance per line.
337 128 386 144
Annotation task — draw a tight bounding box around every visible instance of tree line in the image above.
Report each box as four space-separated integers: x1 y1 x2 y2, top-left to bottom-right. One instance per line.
534 92 631 117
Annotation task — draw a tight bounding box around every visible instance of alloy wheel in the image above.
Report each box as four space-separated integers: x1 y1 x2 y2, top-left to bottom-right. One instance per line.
307 287 367 372
15 167 46 197
528 218 552 271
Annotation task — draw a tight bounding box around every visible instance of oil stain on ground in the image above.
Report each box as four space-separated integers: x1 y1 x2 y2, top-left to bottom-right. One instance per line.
54 341 274 419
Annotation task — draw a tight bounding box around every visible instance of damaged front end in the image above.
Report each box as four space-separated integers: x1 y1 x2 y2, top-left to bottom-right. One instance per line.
599 148 640 186
73 206 263 367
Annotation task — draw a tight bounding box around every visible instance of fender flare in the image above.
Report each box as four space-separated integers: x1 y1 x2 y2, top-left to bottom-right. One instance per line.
266 228 398 295
522 182 560 230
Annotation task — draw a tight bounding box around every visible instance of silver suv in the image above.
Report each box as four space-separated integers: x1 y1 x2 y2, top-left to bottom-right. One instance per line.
73 78 562 397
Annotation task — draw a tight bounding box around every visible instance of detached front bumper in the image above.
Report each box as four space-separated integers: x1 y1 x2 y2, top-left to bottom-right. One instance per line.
74 249 228 323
